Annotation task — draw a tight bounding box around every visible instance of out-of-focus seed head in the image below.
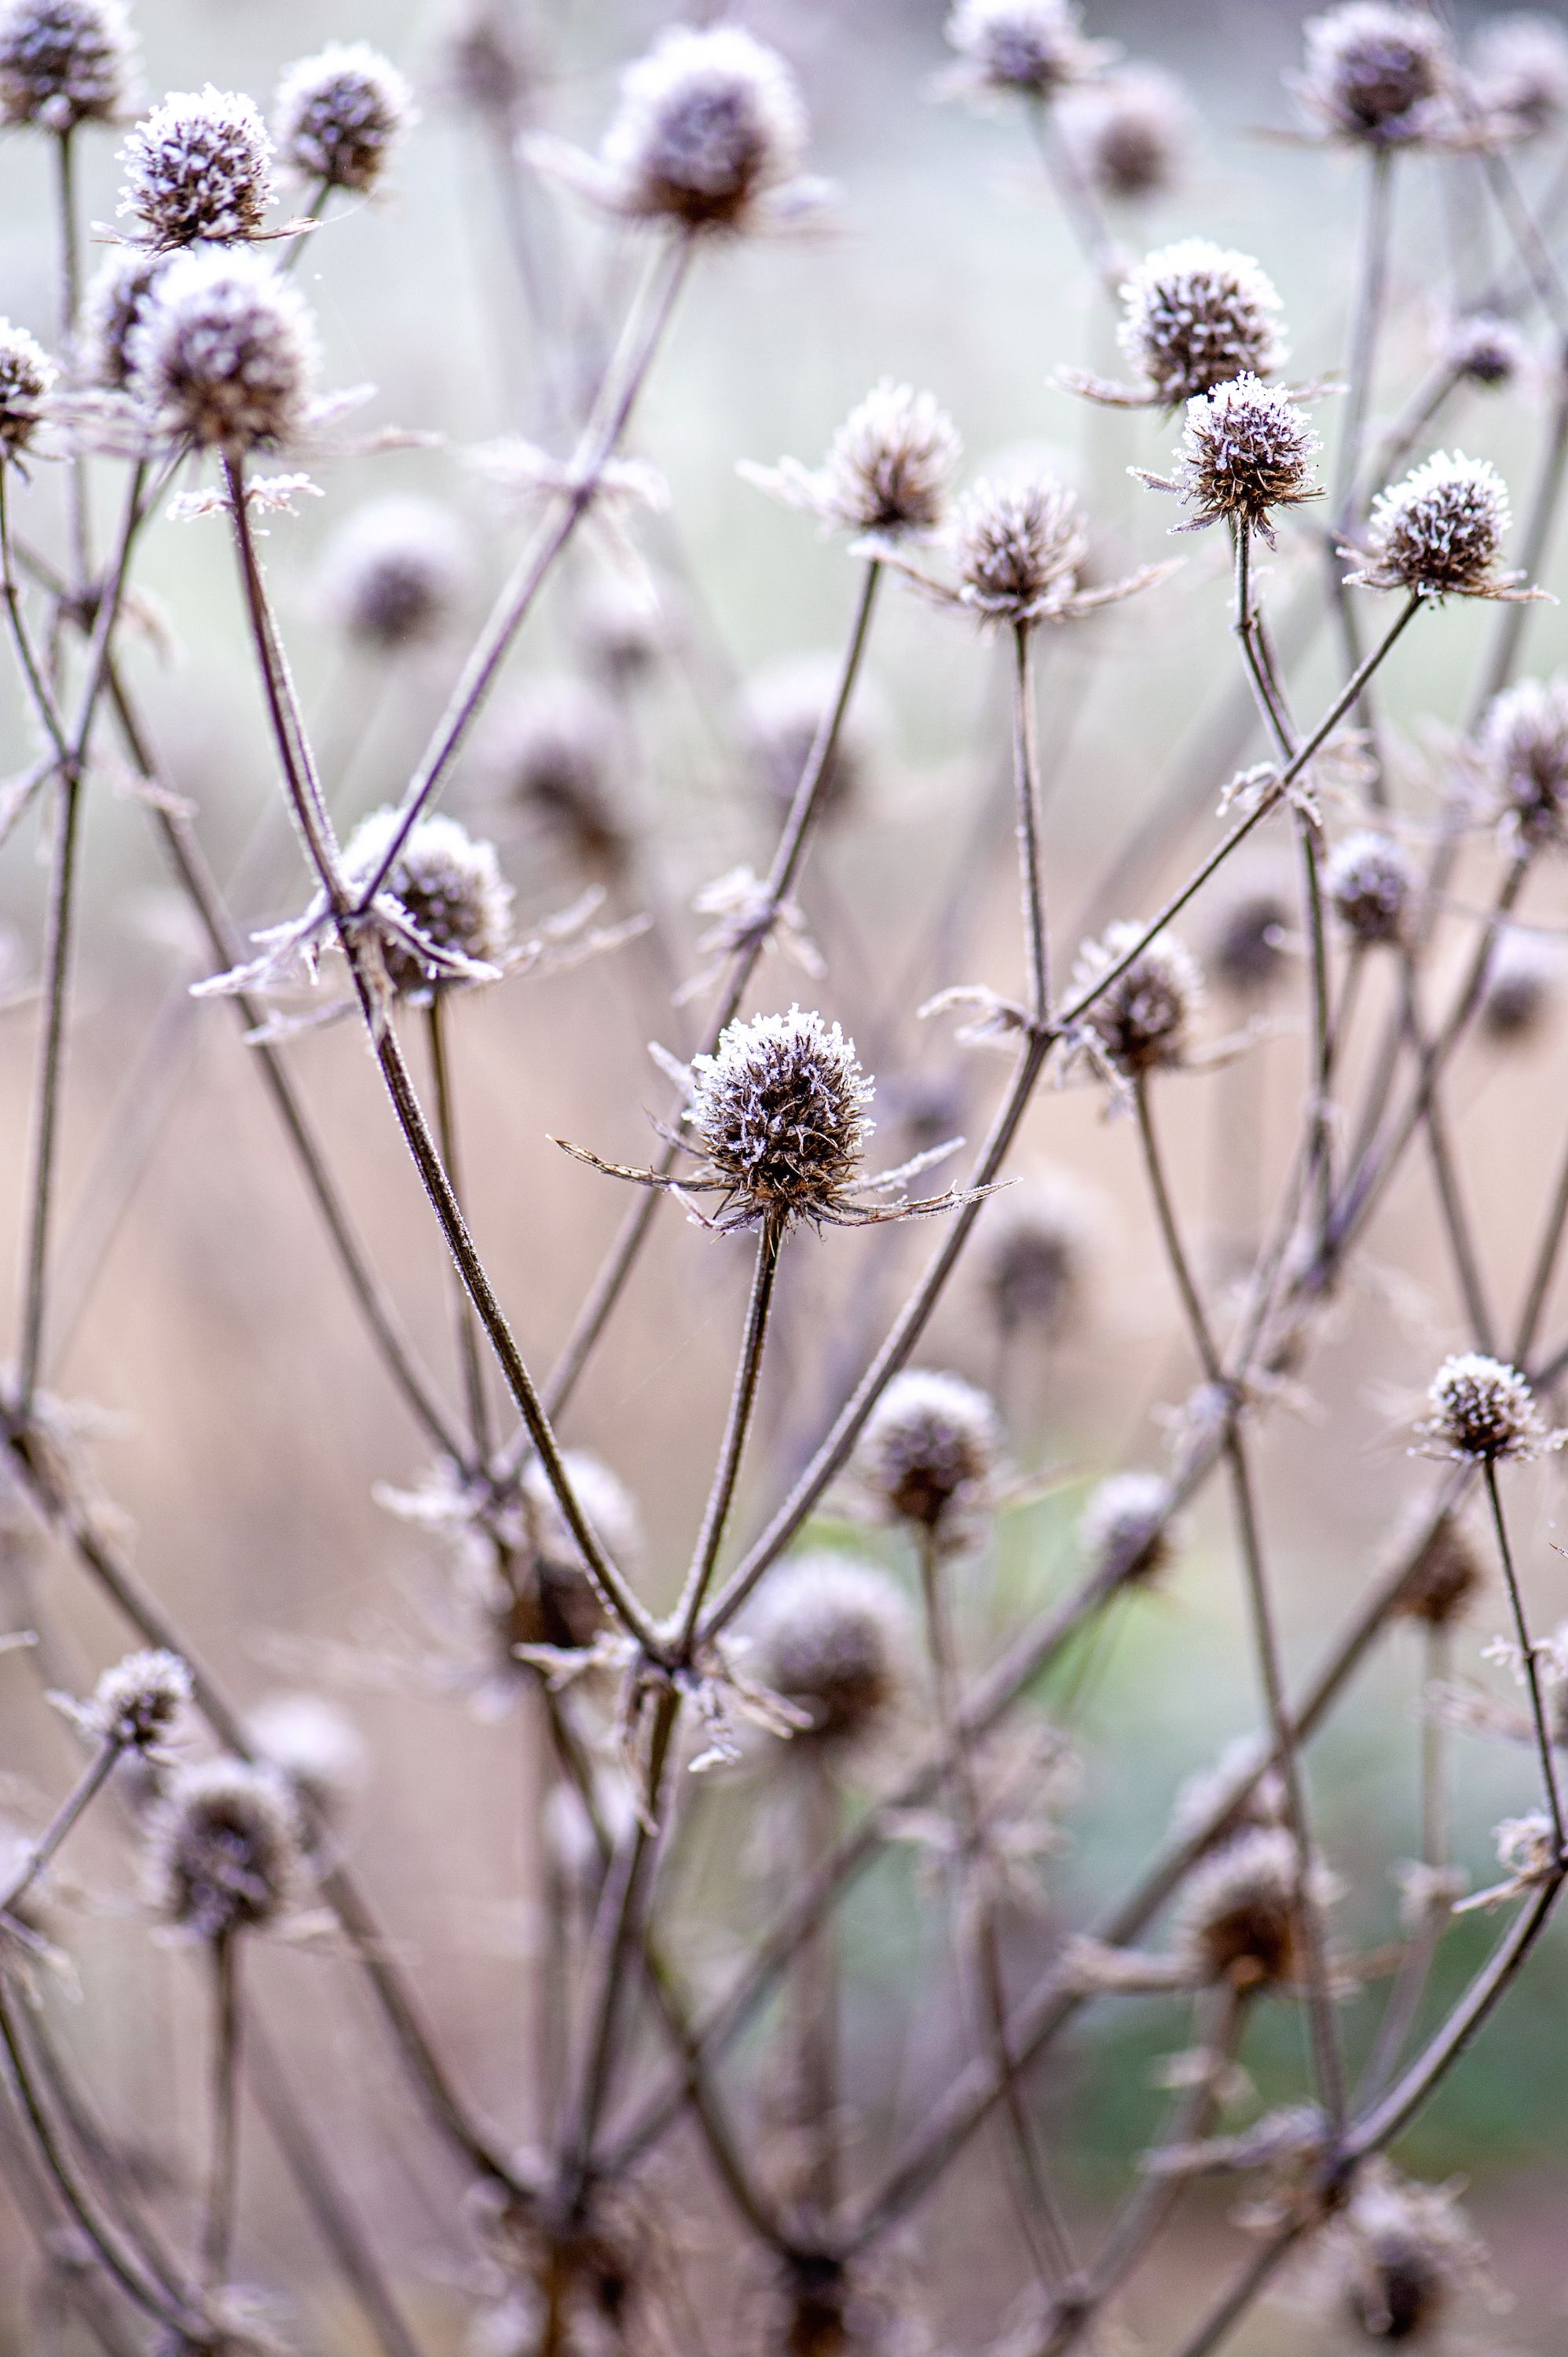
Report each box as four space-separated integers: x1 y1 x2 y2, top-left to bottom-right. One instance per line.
319 497 469 653
1156 373 1321 540
953 471 1090 626
578 571 664 687
1171 1736 1288 1840
1206 872 1294 999
507 1450 643 1656
1070 919 1203 1077
943 0 1110 99
685 1006 873 1230
1442 310 1530 390
980 1171 1101 1342
1324 829 1418 947
117 85 275 248
1354 451 1514 599
745 1552 912 1754
247 1692 365 1821
442 3 534 125
1422 1351 1546 1463
854 1368 1001 1537
144 1758 305 1940
344 807 512 997
0 0 132 130
1398 1511 1484 1626
1480 925 1561 1042
739 654 876 825
1174 1826 1302 1989
274 43 411 194
1299 3 1453 144
492 679 626 871
1079 1469 1179 1586
1477 675 1568 849
1472 12 1568 140
1117 239 1286 409
0 321 56 459
79 1649 191 1751
1072 67 1192 201
1337 2168 1478 2344
598 25 808 232
128 245 315 451
79 250 166 389
822 379 962 537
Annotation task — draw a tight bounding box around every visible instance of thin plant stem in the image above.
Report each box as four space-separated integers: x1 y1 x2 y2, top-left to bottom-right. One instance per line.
425 992 493 1458
1012 621 1049 1018
1483 1461 1565 1851
673 1212 784 1652
200 1933 244 2293
0 1738 118 1919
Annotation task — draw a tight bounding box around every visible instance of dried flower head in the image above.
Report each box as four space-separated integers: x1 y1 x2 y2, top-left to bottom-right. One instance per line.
117 85 275 249
1398 1512 1484 1627
1174 1826 1302 1989
1335 2168 1482 2343
1117 240 1286 409
578 572 664 686
1206 874 1293 998
1079 1469 1179 1586
78 249 165 389
0 0 130 128
744 1552 912 1754
683 1006 874 1231
144 1758 305 1939
1420 1351 1546 1463
980 1171 1101 1341
854 1368 1001 1538
76 1649 191 1751
343 807 512 998
1298 3 1454 145
0 321 56 460
953 472 1089 626
274 43 411 194
1480 925 1561 1041
1442 310 1529 389
441 4 534 124
1140 372 1321 544
739 653 876 823
1069 68 1192 202
1472 12 1568 139
319 497 469 653
742 379 962 539
1477 674 1568 849
510 1450 643 1655
492 679 626 871
583 25 811 233
247 1692 365 1820
128 245 315 451
1347 450 1525 600
1325 829 1418 947
942 0 1112 100
1070 919 1203 1077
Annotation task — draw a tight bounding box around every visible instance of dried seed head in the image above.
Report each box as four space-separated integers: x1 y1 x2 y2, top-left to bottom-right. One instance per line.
1422 1351 1545 1463
953 471 1090 626
854 1368 1001 1536
820 379 962 537
80 1649 191 1750
319 497 469 652
441 5 534 124
1206 874 1293 998
1480 925 1561 1042
129 245 315 451
1118 239 1286 409
508 1450 643 1655
599 25 808 232
1174 1826 1301 1989
745 1552 912 1754
980 1171 1101 1342
118 85 275 249
1157 373 1321 539
0 321 56 459
144 1758 305 1939
1339 2169 1478 2343
1398 1512 1484 1627
1071 919 1203 1076
1171 1737 1288 1840
685 1006 873 1230
1299 3 1453 143
247 1692 365 1820
492 679 626 871
943 0 1108 98
739 654 876 824
1354 450 1515 599
1324 829 1418 946
1442 310 1529 389
344 807 512 996
578 572 664 686
79 249 166 389
1477 675 1568 848
1078 1469 1178 1586
0 0 130 127
274 43 411 194
1472 12 1568 139
1071 68 1192 202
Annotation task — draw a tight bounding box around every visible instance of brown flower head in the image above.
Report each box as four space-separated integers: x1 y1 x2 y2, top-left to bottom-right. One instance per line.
1138 372 1321 544
117 84 275 248
1069 66 1192 202
491 678 627 873
273 42 412 194
0 0 130 128
1442 310 1530 390
742 379 962 540
1398 1512 1484 1628
1346 450 1527 600
1117 239 1286 409
682 1006 874 1231
1480 926 1561 1042
980 1171 1101 1342
343 807 512 999
1420 1351 1547 1463
1297 3 1455 145
1079 1469 1180 1587
854 1368 1001 1541
1472 12 1568 141
1476 674 1568 849
128 244 315 451
144 1758 305 1940
941 0 1115 101
1324 829 1418 947
79 249 166 389
743 1552 912 1755
75 1649 191 1752
1174 1826 1303 1990
1205 874 1294 999
0 321 56 460
319 497 470 653
1335 2168 1482 2344
1070 919 1203 1078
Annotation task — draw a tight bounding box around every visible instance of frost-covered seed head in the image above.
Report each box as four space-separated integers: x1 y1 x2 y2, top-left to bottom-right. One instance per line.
1398 1512 1483 1627
493 680 625 869
1118 240 1286 408
1207 877 1293 998
145 1758 304 1938
0 0 130 127
1442 310 1529 389
129 246 314 451
1339 2171 1476 2343
579 573 663 686
599 26 808 231
320 497 468 652
508 1451 643 1655
274 44 410 193
745 1553 912 1752
1478 676 1568 848
344 808 512 995
944 0 1105 97
822 379 961 536
1472 12 1568 138
1163 373 1321 535
1071 920 1203 1076
1325 830 1418 947
0 322 56 458
1299 3 1453 142
1358 451 1513 598
953 471 1088 625
82 1649 190 1750
1073 68 1191 201
980 1173 1099 1340
79 250 165 390
741 654 874 823
854 1369 1001 1533
687 1007 873 1228
247 1692 365 1820
1481 926 1560 1042
1174 1826 1301 1989
1079 1470 1178 1586
118 86 275 248
1423 1352 1544 1463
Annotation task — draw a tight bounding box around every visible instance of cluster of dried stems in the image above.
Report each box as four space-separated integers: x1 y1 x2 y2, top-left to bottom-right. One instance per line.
4 0 1568 2350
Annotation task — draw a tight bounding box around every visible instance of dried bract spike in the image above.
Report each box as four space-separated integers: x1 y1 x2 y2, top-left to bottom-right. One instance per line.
1206 876 1293 998
1298 3 1454 145
0 0 130 128
1472 12 1568 140
1070 919 1203 1077
247 1692 365 1820
0 321 56 460
145 1758 305 1939
685 1006 873 1230
980 1171 1101 1341
1442 310 1529 390
854 1368 1001 1538
1420 1351 1546 1464
592 25 811 233
319 497 469 652
1079 1469 1179 1586
79 1649 191 1751
1142 372 1321 543
79 250 165 390
1324 829 1417 947
492 679 626 871
274 43 412 195
1071 67 1192 202
943 0 1112 100
1118 239 1286 409
744 379 962 539
1174 1826 1302 1989
129 246 315 451
1398 1512 1484 1627
744 1552 912 1754
343 807 512 998
1348 450 1522 600
1476 674 1568 849
1480 926 1561 1042
117 85 275 249
953 471 1087 626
